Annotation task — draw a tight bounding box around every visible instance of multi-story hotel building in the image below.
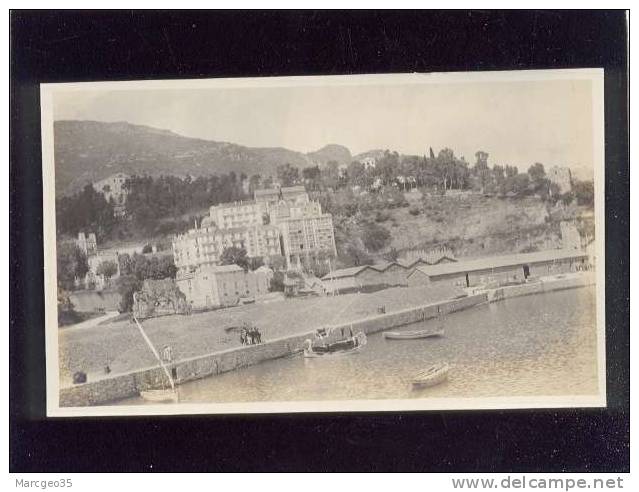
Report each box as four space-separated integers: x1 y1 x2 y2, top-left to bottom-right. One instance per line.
93 172 130 217
172 186 336 275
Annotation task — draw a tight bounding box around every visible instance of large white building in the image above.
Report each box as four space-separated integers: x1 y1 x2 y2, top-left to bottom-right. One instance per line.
360 156 377 169
76 232 97 256
547 166 572 194
176 264 271 309
92 172 130 216
172 186 337 275
74 231 121 290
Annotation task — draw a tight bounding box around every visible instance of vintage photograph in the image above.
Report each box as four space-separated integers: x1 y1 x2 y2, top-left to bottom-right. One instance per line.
41 70 605 416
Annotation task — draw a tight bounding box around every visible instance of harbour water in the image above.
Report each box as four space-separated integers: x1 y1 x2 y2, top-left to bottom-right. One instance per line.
119 287 598 405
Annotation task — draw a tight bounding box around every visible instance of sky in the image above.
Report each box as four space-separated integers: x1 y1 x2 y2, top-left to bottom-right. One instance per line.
52 78 595 177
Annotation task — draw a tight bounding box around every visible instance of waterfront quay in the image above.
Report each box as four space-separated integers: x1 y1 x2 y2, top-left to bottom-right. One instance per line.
59 272 595 407
59 283 464 382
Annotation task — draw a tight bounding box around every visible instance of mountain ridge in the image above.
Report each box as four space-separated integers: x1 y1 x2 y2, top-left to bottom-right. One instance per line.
53 120 367 196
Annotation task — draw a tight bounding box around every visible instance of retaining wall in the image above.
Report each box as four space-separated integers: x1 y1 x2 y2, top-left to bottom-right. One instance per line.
488 273 595 302
59 293 487 407
69 289 120 312
60 276 595 406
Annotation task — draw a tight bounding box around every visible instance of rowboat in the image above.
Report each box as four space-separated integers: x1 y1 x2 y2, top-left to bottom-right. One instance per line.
383 327 444 340
140 389 179 403
411 363 450 388
303 327 367 358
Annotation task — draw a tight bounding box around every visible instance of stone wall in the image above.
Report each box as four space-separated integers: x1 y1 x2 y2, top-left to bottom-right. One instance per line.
68 289 120 312
488 273 595 302
60 278 592 407
59 293 487 407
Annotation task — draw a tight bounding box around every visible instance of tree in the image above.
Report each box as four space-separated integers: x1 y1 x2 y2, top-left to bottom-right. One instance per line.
129 253 176 281
473 151 491 192
323 161 341 188
269 271 285 292
527 162 549 196
452 156 470 190
248 256 265 271
268 255 287 272
435 148 458 190
527 162 546 182
375 150 400 185
249 174 262 194
302 165 322 190
506 173 531 196
383 247 400 262
573 179 594 207
302 165 321 181
55 183 116 240
131 253 152 281
347 161 367 188
220 246 250 271
560 192 574 206
120 173 248 237
276 163 300 187
57 287 78 326
399 156 419 189
263 175 274 189
505 165 518 178
362 222 391 252
96 260 118 285
56 241 89 291
118 253 133 276
117 275 142 313
344 242 374 266
415 154 437 188
549 182 562 200
153 255 177 279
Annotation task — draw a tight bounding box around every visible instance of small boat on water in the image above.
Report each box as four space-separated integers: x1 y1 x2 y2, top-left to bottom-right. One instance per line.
383 327 444 340
411 363 450 389
303 326 367 358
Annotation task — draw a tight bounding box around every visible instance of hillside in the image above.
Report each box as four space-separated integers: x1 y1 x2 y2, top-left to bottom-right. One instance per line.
307 144 352 166
352 149 386 162
332 191 593 268
387 194 559 257
54 121 342 195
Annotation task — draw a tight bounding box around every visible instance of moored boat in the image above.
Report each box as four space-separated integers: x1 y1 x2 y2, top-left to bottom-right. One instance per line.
411 363 450 388
303 326 367 358
383 327 444 340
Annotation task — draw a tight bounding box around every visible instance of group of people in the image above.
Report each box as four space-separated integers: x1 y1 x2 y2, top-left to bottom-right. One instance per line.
240 323 263 345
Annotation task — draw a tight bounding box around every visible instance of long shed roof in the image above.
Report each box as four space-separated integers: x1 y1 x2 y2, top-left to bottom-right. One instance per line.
412 249 587 278
322 265 371 279
323 256 460 280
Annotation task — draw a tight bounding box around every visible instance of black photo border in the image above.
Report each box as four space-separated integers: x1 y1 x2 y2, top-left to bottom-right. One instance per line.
9 10 629 472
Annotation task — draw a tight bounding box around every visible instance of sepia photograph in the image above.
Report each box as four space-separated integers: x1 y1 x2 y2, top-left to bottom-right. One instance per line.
40 69 606 416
